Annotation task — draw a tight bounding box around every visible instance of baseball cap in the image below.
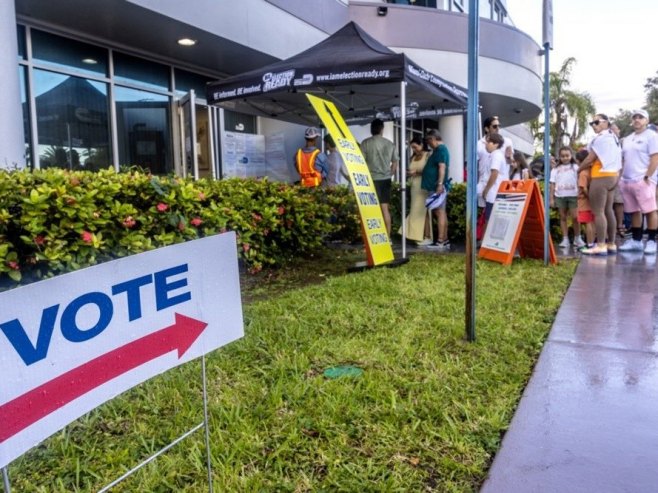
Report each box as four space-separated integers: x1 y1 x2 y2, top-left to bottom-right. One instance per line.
632 109 649 119
304 127 320 139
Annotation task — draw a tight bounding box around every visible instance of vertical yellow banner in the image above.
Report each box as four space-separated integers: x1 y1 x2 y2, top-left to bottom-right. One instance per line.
306 94 394 265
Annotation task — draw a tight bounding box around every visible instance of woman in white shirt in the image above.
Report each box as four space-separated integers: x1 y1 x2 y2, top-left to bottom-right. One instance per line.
578 114 622 255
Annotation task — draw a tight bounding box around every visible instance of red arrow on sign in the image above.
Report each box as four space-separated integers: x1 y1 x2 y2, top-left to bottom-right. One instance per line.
0 313 207 443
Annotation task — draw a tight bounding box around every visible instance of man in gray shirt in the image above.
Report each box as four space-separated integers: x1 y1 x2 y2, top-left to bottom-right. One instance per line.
360 118 399 237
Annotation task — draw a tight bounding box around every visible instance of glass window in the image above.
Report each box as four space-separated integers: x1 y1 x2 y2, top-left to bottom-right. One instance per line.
19 67 31 167
224 110 256 134
175 68 214 99
32 29 108 77
17 25 26 60
115 86 172 174
33 70 111 171
114 52 170 92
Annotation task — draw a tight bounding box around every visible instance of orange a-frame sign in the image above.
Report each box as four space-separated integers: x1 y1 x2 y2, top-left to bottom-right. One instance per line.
478 179 557 265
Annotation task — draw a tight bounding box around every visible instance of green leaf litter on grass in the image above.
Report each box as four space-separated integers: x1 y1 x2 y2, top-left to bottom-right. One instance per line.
7 253 578 493
323 366 364 379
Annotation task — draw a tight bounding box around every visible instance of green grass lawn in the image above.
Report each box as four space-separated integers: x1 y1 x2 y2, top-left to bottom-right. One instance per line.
5 252 577 492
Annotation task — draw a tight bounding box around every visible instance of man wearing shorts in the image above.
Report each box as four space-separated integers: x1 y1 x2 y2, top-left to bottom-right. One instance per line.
361 118 399 237
618 110 658 254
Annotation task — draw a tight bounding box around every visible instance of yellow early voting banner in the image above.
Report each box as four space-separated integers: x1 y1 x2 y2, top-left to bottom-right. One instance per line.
306 94 394 265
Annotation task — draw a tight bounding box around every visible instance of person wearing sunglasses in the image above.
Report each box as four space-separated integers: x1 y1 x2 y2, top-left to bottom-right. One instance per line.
578 114 622 255
618 109 658 254
476 116 513 207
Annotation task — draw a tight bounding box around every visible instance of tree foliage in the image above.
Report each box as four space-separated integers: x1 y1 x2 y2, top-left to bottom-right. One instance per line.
532 57 595 156
643 70 658 123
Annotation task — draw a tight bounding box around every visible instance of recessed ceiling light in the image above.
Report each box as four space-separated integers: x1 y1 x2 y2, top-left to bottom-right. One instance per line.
177 38 197 47
82 58 98 64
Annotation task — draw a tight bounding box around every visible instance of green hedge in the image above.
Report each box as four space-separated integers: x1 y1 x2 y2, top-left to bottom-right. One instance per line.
0 169 562 288
0 169 361 287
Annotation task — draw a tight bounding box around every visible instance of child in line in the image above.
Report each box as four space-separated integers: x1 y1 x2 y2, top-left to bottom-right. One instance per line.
575 148 595 249
509 151 532 180
550 146 584 248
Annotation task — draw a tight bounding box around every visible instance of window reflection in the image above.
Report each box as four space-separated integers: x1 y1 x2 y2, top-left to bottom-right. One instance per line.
175 68 213 98
114 52 170 92
17 25 26 60
32 29 107 77
34 70 111 171
115 86 172 174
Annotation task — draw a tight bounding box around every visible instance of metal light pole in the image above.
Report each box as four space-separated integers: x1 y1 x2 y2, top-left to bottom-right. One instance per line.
465 0 479 342
543 0 553 265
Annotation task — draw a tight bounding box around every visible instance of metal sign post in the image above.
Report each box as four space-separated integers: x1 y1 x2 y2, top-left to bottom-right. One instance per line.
465 0 480 342
2 466 10 493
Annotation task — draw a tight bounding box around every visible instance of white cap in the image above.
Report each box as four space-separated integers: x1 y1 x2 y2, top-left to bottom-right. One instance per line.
304 127 320 139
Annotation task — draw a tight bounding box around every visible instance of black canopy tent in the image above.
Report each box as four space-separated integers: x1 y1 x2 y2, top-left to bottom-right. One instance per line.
207 21 467 257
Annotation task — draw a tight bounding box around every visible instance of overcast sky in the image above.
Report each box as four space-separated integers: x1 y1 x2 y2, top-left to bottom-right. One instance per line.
505 0 658 118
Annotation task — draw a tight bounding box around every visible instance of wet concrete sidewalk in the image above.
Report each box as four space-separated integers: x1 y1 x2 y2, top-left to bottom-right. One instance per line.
481 252 658 493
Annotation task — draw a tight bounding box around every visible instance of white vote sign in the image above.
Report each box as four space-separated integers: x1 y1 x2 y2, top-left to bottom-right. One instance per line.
0 233 244 468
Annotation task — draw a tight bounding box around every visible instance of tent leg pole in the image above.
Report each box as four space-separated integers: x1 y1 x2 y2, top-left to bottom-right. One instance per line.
400 81 407 259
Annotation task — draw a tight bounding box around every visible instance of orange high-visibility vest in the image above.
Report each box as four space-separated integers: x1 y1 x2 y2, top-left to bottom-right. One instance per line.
295 149 322 187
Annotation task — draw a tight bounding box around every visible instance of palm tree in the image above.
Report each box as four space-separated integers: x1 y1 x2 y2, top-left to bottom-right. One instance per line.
533 57 595 155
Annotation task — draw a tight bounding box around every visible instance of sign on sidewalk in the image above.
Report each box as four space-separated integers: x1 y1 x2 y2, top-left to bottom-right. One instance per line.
306 93 394 266
479 180 557 265
0 233 244 468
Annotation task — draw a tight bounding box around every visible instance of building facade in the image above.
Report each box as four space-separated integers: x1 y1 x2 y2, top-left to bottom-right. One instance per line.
3 0 541 182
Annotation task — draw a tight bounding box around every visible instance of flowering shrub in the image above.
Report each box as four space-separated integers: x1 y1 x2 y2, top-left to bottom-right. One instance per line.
0 169 361 286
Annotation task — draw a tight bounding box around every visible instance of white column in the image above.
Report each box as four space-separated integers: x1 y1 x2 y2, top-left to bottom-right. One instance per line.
440 114 464 184
0 2 25 169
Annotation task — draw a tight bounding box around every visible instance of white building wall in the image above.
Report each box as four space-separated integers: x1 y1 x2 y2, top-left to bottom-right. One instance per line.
0 1 25 169
440 115 464 183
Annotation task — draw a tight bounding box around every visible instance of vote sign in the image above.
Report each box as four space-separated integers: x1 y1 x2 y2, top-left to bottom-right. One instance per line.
0 233 244 468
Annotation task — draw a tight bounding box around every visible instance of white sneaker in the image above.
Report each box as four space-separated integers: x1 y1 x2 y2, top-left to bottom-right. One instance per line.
574 237 586 248
619 239 644 252
644 240 657 255
558 237 570 248
416 238 433 246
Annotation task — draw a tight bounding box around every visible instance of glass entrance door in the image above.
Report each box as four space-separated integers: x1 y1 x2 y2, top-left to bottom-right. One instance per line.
178 90 217 180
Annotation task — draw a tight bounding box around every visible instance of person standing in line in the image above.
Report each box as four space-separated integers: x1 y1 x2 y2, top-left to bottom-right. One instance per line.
610 122 628 239
477 116 514 207
360 118 399 238
422 129 451 250
578 114 622 256
509 151 532 180
323 134 349 187
575 148 595 249
481 132 509 223
618 109 658 254
550 147 585 248
294 127 328 188
401 135 432 246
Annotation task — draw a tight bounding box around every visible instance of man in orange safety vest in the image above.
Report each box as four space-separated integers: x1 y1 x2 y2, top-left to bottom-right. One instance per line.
294 127 328 187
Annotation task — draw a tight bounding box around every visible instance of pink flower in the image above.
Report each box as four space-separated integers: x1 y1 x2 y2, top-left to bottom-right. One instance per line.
277 206 285 215
191 217 203 227
7 261 19 270
156 203 168 212
252 213 262 222
122 216 136 228
178 221 186 232
81 231 93 244
242 243 250 252
34 235 45 246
